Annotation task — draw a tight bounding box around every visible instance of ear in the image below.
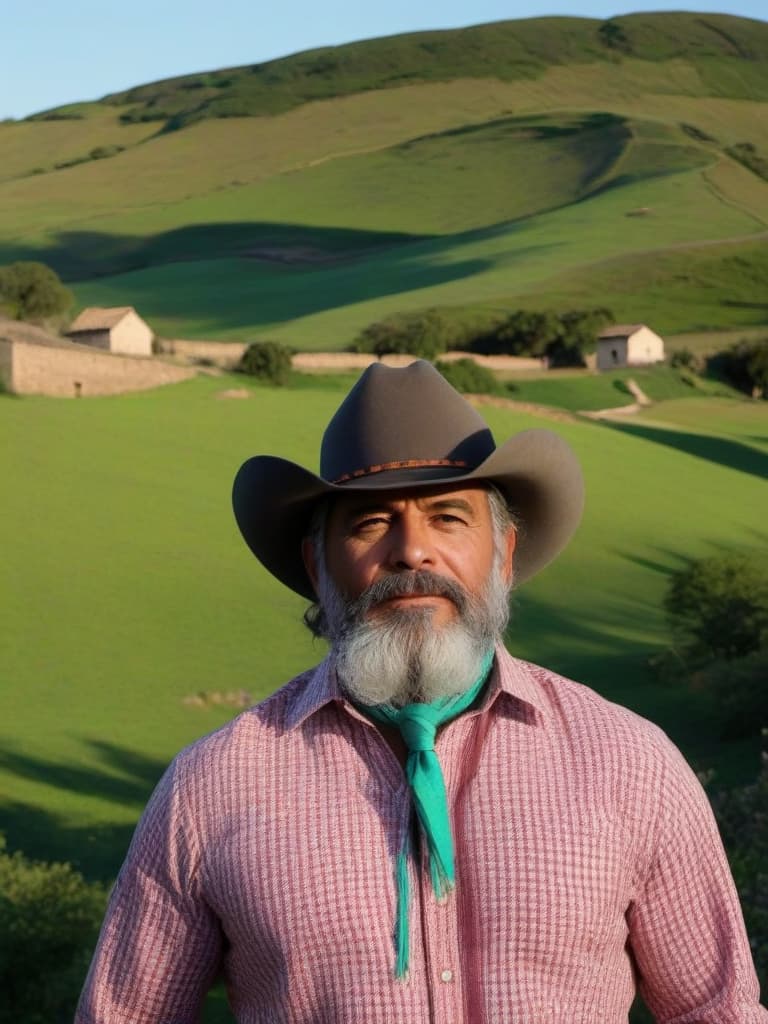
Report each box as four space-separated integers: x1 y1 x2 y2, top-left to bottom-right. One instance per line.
302 537 320 598
501 527 517 584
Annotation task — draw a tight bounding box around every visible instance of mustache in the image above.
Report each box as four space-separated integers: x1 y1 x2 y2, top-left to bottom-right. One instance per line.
344 570 470 622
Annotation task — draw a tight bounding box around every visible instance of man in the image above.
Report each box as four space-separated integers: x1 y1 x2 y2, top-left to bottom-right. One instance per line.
77 361 766 1023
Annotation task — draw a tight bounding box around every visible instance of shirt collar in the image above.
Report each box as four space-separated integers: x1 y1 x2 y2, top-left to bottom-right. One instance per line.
283 643 546 732
488 643 548 720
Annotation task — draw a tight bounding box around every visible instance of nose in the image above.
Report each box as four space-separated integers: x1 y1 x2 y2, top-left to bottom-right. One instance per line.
385 510 435 572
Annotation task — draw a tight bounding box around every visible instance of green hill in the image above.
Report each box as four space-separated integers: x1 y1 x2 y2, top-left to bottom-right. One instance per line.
0 11 767 344
56 13 768 130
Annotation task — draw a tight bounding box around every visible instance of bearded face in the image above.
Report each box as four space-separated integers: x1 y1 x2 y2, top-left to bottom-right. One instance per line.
304 487 515 707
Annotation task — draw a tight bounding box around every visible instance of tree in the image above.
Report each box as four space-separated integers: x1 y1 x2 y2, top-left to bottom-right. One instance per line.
664 552 768 665
352 310 455 360
488 310 560 357
238 341 292 386
0 837 106 1023
708 338 768 399
0 261 73 322
467 307 613 365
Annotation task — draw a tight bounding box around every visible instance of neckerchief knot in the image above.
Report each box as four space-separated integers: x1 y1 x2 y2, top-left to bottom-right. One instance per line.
397 705 438 752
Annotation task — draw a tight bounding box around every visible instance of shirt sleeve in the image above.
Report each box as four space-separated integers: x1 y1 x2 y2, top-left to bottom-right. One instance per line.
627 743 768 1024
75 756 224 1024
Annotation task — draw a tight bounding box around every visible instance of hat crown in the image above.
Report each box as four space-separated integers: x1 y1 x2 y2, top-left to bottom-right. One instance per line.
320 361 495 484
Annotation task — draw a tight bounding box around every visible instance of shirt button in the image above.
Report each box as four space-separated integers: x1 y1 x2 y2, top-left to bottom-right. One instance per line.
440 969 453 983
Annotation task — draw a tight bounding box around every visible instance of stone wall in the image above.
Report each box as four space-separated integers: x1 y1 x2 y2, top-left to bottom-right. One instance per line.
4 339 196 397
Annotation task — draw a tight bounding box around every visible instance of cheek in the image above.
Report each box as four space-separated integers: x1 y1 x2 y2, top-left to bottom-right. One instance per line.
327 545 379 600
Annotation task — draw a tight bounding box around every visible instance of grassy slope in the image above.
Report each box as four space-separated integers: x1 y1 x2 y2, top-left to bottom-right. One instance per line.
1 377 766 884
70 164 766 346
90 13 768 129
3 71 766 269
0 32 766 345
505 365 743 411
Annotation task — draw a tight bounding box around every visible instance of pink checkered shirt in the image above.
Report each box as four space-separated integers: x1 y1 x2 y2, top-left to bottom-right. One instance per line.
77 647 766 1023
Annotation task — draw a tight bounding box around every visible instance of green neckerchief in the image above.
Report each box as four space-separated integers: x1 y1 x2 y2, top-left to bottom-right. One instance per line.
355 649 494 978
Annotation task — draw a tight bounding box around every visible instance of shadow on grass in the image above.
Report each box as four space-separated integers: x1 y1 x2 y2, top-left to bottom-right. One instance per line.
600 420 768 480
0 220 560 333
0 222 432 281
0 740 168 879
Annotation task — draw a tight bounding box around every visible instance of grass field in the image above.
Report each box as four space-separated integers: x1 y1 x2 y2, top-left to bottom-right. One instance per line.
68 169 767 348
504 365 743 411
2 375 766 885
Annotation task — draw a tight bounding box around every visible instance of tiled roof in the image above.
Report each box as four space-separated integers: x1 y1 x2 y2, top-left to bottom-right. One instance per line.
68 306 135 332
598 324 646 339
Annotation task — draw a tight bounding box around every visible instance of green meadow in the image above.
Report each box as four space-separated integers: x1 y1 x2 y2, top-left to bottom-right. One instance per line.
1 12 767 344
2 376 766 885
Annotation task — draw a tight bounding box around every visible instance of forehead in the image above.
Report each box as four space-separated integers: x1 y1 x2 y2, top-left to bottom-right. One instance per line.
326 483 493 522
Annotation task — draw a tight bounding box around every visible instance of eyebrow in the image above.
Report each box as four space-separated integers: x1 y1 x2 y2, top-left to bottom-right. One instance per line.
341 496 479 520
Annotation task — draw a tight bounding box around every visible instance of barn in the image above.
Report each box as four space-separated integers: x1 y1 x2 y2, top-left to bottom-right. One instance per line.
596 324 665 371
66 306 154 356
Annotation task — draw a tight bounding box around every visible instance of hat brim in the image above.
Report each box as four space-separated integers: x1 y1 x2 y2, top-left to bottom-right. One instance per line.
233 428 584 601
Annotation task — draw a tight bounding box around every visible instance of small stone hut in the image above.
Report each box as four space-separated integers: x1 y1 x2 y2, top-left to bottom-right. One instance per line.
0 319 194 397
67 306 153 356
596 324 665 371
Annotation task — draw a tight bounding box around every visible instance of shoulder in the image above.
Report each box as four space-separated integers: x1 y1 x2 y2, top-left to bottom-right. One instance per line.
506 651 682 760
162 661 326 800
499 650 702 813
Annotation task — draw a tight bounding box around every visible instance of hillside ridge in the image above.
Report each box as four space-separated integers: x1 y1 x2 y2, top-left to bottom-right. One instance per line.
28 12 768 131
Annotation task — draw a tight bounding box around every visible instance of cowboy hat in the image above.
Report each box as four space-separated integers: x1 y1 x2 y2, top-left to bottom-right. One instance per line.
233 359 583 600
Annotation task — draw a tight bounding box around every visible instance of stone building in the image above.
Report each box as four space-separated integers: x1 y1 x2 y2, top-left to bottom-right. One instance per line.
66 306 154 356
596 324 665 371
0 320 194 397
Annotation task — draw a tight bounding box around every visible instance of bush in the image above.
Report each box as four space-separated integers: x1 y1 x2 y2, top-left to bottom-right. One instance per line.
435 358 501 395
238 341 292 385
0 837 106 1023
707 338 768 399
710 744 768 987
466 307 613 366
669 348 702 372
0 262 73 322
693 648 768 738
664 552 768 665
352 310 456 360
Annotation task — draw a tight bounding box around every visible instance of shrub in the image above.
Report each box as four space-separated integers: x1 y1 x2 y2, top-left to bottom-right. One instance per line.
708 338 768 399
466 307 613 366
238 340 292 385
352 310 455 360
669 348 702 372
693 648 768 738
664 552 768 665
0 837 106 1023
0 262 73 322
710 744 768 987
435 358 501 395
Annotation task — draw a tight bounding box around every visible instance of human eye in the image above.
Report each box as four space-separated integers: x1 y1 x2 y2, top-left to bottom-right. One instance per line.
433 511 467 527
351 512 390 533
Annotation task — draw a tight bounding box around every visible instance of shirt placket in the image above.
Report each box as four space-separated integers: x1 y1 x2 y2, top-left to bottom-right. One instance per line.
416 727 467 1024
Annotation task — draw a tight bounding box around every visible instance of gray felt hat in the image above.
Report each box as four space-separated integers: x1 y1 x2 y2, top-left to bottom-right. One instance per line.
233 360 584 600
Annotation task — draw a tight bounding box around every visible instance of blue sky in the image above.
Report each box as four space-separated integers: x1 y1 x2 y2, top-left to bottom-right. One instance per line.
3 1 766 120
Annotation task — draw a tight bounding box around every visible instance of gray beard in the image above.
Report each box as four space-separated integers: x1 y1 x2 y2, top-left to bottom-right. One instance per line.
315 560 511 707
